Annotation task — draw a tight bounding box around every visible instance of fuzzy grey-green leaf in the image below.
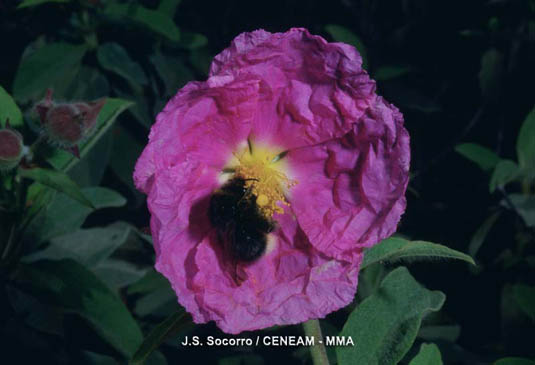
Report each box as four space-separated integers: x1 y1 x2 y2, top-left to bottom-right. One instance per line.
336 267 445 365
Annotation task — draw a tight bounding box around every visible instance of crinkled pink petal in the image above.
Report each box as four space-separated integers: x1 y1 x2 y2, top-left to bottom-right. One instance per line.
210 27 376 149
288 97 410 260
155 201 362 334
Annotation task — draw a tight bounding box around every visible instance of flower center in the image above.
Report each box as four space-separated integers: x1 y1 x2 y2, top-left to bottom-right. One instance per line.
227 140 297 218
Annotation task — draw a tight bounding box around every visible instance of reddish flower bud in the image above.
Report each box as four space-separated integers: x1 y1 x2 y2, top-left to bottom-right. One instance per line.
35 89 106 149
0 124 24 172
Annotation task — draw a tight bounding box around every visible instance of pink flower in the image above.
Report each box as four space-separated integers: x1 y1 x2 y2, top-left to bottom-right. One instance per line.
134 28 410 334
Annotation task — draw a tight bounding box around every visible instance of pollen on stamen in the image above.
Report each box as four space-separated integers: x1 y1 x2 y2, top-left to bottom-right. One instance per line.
231 144 298 219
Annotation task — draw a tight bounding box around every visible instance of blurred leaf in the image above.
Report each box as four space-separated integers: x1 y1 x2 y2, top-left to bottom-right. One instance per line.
81 351 119 365
97 43 148 86
24 225 131 266
134 287 177 318
16 259 143 359
325 24 368 69
178 32 208 50
19 168 93 208
128 269 170 295
336 267 445 365
17 0 68 9
65 66 110 100
374 66 411 81
24 187 126 245
361 237 475 269
94 260 149 290
110 125 145 201
455 143 501 171
505 194 535 227
356 262 385 301
468 211 501 257
131 311 189 365
418 325 461 343
151 52 194 97
68 131 113 187
189 47 212 76
114 88 152 128
0 85 23 127
494 358 535 365
13 42 87 103
104 3 180 41
157 0 181 15
479 48 504 102
489 160 520 193
409 343 443 365
516 105 535 173
513 284 535 321
47 98 133 172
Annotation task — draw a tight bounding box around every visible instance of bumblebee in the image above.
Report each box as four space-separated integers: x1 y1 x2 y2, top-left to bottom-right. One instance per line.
209 177 275 262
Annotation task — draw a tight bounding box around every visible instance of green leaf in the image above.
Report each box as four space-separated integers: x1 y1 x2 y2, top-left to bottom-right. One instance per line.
468 211 501 257
97 43 148 86
131 311 189 365
490 160 520 193
47 98 133 172
506 194 535 227
0 85 23 127
109 126 144 200
479 48 504 102
374 66 411 81
128 269 171 295
13 42 87 103
494 358 535 365
65 66 110 100
516 105 535 173
361 237 475 269
23 187 126 245
336 267 445 365
17 0 68 9
105 3 180 41
157 0 181 15
325 24 368 69
24 225 131 266
177 32 208 50
94 260 149 290
409 343 443 365
16 259 143 358
150 52 193 97
455 143 501 171
19 168 93 208
418 325 461 343
513 284 535 321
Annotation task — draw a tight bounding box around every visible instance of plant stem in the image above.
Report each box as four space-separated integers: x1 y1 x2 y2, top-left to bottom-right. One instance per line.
302 319 329 365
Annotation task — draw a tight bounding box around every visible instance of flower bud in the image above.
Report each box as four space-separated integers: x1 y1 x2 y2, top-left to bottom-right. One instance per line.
35 89 106 148
0 126 24 172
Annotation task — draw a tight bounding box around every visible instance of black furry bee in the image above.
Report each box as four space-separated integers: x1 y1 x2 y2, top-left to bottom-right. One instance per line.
209 177 275 262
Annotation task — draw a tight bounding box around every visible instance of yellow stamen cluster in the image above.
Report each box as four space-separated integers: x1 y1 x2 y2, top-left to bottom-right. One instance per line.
231 143 297 218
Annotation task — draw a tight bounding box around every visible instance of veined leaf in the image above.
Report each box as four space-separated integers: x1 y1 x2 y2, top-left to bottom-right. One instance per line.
19 168 93 208
361 237 475 269
336 267 445 365
15 259 143 359
13 42 87 103
131 311 189 365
